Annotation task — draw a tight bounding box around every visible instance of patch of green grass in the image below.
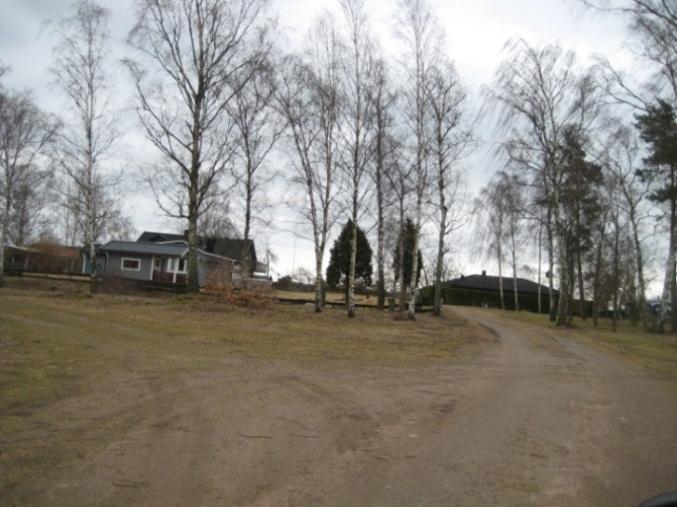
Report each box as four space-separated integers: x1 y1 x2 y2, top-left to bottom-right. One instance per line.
500 478 540 494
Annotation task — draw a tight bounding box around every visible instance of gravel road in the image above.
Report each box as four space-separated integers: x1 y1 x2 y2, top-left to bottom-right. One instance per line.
18 307 677 506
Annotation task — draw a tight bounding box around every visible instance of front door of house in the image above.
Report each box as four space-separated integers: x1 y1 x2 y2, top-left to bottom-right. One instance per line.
153 257 169 283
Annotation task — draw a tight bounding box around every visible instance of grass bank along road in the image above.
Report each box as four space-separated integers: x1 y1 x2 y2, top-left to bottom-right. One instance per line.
1 288 676 506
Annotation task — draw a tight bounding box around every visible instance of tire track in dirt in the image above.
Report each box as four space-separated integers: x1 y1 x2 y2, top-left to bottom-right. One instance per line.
7 304 677 506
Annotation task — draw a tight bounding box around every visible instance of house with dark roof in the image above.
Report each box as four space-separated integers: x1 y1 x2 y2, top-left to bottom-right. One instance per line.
428 271 557 313
83 231 265 288
83 236 233 288
137 231 258 277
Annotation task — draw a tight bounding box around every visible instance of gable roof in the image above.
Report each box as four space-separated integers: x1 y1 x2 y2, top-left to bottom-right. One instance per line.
204 238 256 264
102 240 188 257
135 231 256 265
445 274 557 295
137 231 185 243
100 240 238 263
4 244 37 252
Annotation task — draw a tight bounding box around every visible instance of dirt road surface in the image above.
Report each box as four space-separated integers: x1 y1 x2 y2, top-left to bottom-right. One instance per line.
8 306 677 506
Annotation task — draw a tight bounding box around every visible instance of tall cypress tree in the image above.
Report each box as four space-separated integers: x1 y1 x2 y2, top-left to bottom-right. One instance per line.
559 127 604 320
393 218 423 289
636 100 677 332
326 220 373 300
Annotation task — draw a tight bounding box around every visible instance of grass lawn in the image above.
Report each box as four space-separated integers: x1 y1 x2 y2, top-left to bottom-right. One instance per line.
0 277 490 491
0 286 484 412
276 289 383 306
490 308 677 378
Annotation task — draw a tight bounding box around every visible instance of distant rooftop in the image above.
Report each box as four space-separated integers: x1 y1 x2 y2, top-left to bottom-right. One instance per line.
445 273 557 295
136 230 256 265
137 231 185 243
102 240 187 257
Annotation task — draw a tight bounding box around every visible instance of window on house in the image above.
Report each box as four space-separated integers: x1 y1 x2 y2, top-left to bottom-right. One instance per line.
178 259 186 272
154 257 161 270
121 258 141 271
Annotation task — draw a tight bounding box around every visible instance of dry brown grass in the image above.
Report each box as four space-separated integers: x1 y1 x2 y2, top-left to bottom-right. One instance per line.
275 289 395 307
1 278 491 417
1 279 496 495
488 308 677 379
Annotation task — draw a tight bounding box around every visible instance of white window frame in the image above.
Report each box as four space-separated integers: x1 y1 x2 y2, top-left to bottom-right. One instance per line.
167 257 187 274
121 257 142 272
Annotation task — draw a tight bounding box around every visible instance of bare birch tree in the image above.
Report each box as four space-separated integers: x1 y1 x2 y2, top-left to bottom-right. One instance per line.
125 0 269 292
606 124 651 324
590 189 611 326
426 59 471 316
338 0 375 318
385 138 414 317
276 19 342 312
583 1 677 107
51 0 118 293
0 76 56 284
504 174 525 312
228 58 283 274
478 175 508 310
490 40 600 325
583 1 676 329
370 58 397 310
396 0 441 320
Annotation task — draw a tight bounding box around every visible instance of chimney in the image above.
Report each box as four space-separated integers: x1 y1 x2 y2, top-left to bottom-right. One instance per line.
482 270 486 277
206 237 216 253
183 229 189 241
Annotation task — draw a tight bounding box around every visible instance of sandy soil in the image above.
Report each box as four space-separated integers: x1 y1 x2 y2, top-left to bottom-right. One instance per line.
5 305 677 506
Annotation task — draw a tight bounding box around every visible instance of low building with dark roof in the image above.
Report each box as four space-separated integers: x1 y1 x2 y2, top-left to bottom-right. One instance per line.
423 271 557 313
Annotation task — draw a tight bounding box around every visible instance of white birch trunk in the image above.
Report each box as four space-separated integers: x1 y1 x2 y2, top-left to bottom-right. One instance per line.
497 243 504 310
433 205 447 316
511 226 519 311
537 220 543 314
0 215 6 286
407 194 423 320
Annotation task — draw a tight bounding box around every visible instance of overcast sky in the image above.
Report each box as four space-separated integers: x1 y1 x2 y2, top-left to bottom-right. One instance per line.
0 0 635 280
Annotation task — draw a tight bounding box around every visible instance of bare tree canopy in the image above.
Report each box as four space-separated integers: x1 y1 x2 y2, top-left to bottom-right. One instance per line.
489 39 602 325
427 58 472 316
0 73 57 285
396 0 443 320
337 0 375 317
370 57 398 310
228 56 283 272
275 17 342 312
582 0 677 106
51 0 123 293
125 0 271 292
